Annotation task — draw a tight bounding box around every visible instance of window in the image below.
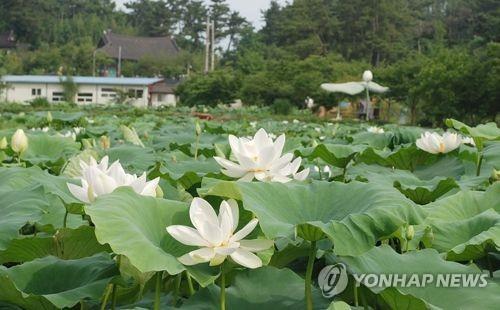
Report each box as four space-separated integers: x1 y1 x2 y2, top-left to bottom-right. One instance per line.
52 91 64 102
101 88 117 98
77 92 93 103
127 89 144 99
31 88 41 96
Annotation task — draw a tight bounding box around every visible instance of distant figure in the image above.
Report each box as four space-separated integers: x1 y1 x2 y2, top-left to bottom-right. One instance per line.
306 96 315 109
318 106 327 118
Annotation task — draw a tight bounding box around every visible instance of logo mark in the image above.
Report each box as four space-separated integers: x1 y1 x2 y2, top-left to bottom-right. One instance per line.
318 263 348 298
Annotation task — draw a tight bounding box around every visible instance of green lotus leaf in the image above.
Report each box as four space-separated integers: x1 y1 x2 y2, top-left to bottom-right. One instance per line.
295 144 366 168
0 253 118 309
0 226 110 264
338 245 500 309
200 179 424 256
105 145 156 174
182 266 329 309
349 163 459 204
0 166 80 204
446 119 500 141
85 188 218 286
0 187 59 251
357 144 433 171
483 141 500 170
351 131 394 149
21 134 80 166
159 157 222 189
424 183 500 261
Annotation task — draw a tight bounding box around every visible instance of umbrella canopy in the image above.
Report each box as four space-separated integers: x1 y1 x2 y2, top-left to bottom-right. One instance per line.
320 81 389 95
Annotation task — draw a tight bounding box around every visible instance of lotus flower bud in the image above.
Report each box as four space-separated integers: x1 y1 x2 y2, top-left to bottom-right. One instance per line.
0 137 7 149
82 139 94 149
11 129 28 154
491 169 500 181
99 135 110 150
362 70 373 82
47 111 53 123
312 139 319 147
155 185 164 198
406 225 415 241
195 121 202 136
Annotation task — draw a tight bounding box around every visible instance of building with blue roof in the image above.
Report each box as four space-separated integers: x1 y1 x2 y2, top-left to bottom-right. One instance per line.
0 75 177 107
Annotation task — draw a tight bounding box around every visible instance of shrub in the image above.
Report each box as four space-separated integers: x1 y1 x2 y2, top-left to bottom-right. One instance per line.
30 97 50 108
271 98 292 115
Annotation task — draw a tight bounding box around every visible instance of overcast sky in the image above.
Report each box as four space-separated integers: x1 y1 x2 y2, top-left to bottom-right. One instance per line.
113 0 287 30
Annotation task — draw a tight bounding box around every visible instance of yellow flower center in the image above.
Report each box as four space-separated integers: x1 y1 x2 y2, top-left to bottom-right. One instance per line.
439 142 445 153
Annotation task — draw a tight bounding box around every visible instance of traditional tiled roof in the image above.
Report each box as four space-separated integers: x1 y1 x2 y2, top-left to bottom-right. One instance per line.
150 79 180 94
96 31 180 61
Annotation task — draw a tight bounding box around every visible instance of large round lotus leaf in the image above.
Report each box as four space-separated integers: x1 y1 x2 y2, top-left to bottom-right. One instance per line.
295 144 366 168
0 253 118 309
423 183 500 261
20 134 80 165
200 179 425 256
483 141 500 169
182 266 329 309
351 131 394 149
349 163 460 204
446 119 500 140
85 188 218 286
0 226 110 264
357 145 433 171
338 245 500 309
105 145 156 174
159 157 221 189
0 166 81 204
0 187 61 251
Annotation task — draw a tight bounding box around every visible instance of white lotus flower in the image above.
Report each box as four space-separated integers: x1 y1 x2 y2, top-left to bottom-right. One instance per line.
367 126 385 134
67 156 160 204
11 129 28 153
416 131 462 154
166 198 273 269
362 70 373 82
249 121 257 128
313 165 332 178
214 128 309 182
293 119 300 124
461 136 476 147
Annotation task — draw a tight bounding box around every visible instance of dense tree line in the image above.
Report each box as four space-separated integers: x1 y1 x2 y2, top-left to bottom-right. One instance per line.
0 0 499 124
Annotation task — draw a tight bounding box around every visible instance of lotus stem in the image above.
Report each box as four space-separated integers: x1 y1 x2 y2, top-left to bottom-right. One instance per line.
305 240 317 310
194 137 200 160
154 271 163 310
111 255 122 310
316 160 323 180
365 87 370 121
487 254 493 278
63 210 69 228
220 267 226 310
100 285 112 310
476 154 483 177
354 280 359 307
186 271 195 296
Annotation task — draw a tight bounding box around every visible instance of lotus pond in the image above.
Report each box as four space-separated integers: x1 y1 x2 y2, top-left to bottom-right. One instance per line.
0 107 499 310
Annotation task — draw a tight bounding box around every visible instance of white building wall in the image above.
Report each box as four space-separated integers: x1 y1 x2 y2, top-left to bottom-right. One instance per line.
3 83 151 107
151 93 177 107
